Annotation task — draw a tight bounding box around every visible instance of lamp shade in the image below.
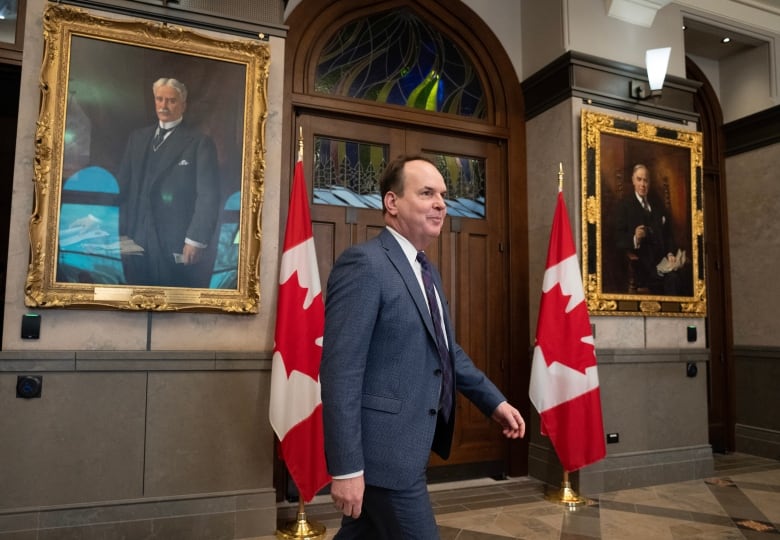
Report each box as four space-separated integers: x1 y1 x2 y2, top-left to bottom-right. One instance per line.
646 47 671 90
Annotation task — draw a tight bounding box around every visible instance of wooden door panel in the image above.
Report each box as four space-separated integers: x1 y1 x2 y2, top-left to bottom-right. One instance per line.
310 204 351 291
312 220 337 288
406 132 508 468
355 208 387 243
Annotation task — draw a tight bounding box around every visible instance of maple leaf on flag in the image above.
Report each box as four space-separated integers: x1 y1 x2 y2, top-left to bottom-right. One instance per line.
275 275 324 380
536 282 596 374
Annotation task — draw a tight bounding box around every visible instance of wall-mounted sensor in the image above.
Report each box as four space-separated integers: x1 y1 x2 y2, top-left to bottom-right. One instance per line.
687 325 697 342
21 313 41 339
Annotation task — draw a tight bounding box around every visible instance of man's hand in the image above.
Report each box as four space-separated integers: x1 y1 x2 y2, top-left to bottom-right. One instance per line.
491 401 526 439
181 243 203 265
331 476 365 518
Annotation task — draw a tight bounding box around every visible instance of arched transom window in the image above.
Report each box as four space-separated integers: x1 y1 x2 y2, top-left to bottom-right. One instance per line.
312 8 487 217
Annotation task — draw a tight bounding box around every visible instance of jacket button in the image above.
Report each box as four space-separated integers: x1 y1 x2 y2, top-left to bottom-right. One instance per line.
429 409 437 416
434 368 442 376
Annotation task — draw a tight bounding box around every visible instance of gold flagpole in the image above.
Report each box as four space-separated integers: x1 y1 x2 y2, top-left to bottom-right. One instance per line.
276 127 328 539
544 163 588 509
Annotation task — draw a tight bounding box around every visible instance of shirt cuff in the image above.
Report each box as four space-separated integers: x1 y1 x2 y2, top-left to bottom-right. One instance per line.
332 470 364 480
185 237 207 249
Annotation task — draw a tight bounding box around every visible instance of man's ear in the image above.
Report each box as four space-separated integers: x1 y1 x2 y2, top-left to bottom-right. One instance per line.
384 191 398 215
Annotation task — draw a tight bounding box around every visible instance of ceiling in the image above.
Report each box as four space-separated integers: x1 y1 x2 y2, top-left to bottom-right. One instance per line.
682 0 778 61
683 18 769 60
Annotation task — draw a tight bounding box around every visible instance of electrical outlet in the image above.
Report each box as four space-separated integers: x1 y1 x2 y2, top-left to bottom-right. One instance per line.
606 432 619 444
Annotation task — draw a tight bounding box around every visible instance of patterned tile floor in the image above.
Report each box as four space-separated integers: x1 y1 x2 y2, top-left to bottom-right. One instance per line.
267 453 780 539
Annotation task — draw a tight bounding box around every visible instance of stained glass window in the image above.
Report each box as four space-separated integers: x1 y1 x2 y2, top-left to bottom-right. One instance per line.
315 9 486 118
313 137 387 209
312 136 485 218
424 152 486 218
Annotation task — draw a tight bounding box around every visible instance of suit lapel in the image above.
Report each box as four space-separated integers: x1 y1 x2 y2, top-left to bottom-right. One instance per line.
149 126 193 186
378 229 438 341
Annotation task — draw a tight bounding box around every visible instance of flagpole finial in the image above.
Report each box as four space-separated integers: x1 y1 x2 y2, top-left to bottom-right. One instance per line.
297 126 304 162
558 162 563 193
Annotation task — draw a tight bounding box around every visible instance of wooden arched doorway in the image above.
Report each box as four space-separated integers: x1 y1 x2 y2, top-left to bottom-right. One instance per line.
686 56 735 453
280 0 529 497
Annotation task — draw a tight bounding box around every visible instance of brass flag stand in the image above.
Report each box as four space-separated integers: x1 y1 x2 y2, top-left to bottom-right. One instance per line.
545 470 588 508
276 499 326 540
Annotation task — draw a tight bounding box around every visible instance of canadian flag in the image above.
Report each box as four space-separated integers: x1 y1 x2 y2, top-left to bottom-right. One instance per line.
269 158 331 502
529 191 606 472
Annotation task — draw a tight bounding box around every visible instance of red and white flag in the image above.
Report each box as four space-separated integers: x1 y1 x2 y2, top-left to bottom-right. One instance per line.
529 191 606 472
269 158 331 502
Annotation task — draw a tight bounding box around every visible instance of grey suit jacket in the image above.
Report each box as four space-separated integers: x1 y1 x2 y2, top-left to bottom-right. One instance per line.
320 228 506 491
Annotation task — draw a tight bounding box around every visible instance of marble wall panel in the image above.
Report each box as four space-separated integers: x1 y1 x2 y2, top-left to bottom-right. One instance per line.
725 144 780 347
143 371 272 496
0 372 146 509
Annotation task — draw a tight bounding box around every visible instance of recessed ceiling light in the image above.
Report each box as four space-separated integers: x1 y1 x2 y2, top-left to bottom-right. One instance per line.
722 37 731 43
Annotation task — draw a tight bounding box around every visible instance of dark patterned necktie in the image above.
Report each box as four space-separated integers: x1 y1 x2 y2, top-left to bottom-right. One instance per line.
152 127 171 150
641 196 650 214
417 251 453 422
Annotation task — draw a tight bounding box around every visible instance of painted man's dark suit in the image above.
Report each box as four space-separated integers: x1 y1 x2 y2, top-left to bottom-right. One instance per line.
614 193 679 295
320 228 506 534
117 123 220 287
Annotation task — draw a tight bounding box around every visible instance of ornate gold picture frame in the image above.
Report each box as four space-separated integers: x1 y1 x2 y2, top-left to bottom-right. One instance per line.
25 4 269 312
581 110 706 317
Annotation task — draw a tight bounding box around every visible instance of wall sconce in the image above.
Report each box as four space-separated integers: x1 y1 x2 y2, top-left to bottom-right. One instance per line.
629 47 671 100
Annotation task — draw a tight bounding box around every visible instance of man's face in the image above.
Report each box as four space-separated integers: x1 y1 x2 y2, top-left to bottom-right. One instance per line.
384 160 447 251
632 167 650 197
154 85 186 123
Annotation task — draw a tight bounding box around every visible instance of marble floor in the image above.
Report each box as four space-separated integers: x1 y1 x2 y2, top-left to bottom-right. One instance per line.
268 452 780 539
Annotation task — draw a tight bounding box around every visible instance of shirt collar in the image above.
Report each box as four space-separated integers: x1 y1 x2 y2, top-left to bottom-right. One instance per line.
386 226 419 267
159 117 183 130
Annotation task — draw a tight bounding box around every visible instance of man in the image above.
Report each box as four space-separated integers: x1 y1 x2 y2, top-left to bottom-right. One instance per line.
117 77 221 288
615 163 682 295
320 155 525 539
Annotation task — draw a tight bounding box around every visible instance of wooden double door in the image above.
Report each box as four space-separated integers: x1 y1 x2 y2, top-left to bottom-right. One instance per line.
301 114 513 476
